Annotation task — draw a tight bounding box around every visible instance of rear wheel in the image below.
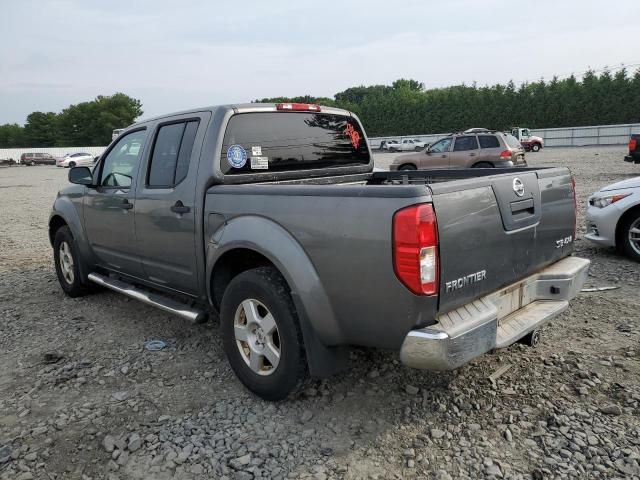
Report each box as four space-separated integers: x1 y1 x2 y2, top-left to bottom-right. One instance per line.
531 144 541 152
472 162 493 168
54 226 90 297
399 164 417 171
220 267 308 401
619 211 640 262
30 161 36 166
68 161 76 168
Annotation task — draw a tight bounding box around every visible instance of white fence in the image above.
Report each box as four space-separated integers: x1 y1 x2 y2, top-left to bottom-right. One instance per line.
368 122 640 149
1 122 638 160
0 146 106 162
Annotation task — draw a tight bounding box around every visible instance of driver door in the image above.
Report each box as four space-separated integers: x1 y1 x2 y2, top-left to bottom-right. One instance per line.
420 137 452 168
84 129 148 277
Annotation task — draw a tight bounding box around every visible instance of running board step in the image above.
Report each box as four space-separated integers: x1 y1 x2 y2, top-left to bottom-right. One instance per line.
88 272 207 323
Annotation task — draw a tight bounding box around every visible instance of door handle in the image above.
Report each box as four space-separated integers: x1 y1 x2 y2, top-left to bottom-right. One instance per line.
170 201 190 214
441 155 447 158
120 199 134 210
469 153 476 157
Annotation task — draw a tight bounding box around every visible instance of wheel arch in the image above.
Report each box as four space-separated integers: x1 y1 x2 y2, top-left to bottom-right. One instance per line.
615 203 640 249
207 216 349 377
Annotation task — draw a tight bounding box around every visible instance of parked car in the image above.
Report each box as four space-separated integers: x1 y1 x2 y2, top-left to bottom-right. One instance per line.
380 139 399 150
57 153 95 168
390 132 526 171
49 102 588 400
624 134 639 164
511 127 544 152
585 176 640 261
20 152 57 166
387 138 427 152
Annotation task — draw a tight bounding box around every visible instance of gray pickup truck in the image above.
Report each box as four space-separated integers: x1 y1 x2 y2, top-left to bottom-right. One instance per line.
49 103 590 400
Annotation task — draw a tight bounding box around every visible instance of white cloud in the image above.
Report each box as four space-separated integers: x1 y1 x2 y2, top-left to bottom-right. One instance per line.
1 0 638 123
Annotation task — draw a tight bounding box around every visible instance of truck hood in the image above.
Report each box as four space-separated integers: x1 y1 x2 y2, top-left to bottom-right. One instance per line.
600 176 640 192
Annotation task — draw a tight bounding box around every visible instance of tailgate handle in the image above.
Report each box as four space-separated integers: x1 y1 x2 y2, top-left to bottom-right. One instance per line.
510 198 534 215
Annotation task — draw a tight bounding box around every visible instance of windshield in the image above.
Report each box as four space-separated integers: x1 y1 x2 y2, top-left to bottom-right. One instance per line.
221 112 370 175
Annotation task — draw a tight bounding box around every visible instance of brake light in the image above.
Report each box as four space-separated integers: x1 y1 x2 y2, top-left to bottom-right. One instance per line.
630 138 637 152
499 150 512 160
571 176 577 239
393 204 439 295
276 103 321 112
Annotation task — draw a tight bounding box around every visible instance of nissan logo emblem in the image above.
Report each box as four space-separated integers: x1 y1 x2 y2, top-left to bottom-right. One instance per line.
513 178 525 197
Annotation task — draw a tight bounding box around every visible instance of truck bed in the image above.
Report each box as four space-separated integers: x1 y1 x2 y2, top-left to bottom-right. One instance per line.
205 167 576 350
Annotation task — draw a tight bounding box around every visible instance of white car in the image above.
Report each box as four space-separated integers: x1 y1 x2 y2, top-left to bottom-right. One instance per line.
585 176 640 261
388 138 427 152
57 152 95 168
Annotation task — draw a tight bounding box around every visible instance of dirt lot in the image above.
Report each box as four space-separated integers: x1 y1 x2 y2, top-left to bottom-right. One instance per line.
1 147 639 480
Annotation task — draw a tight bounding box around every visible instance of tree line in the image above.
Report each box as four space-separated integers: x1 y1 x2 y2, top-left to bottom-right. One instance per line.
257 69 640 137
2 69 639 147
0 93 142 148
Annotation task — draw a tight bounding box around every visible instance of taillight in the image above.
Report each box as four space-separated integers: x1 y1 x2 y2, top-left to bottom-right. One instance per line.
276 103 321 112
499 150 512 160
630 138 637 152
393 204 439 295
571 176 577 239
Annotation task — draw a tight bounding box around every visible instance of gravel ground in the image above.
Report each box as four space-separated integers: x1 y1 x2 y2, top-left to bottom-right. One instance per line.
0 147 639 480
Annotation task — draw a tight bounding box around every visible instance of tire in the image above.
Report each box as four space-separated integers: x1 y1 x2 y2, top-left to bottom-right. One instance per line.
68 161 76 168
531 144 541 152
619 211 640 262
53 226 90 297
220 266 308 401
399 164 417 171
472 162 494 168
30 161 36 166
414 146 421 151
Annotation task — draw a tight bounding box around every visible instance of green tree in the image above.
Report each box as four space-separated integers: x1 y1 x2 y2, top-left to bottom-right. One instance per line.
23 112 58 147
0 123 25 148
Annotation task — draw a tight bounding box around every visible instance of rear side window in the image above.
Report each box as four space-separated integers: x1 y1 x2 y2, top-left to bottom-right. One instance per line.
220 112 370 175
478 135 500 149
453 136 478 151
148 120 199 187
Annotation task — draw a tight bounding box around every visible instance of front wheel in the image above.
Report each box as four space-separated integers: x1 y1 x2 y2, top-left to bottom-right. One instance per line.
399 164 417 171
68 161 76 168
531 144 541 152
54 226 90 297
220 267 308 401
619 212 640 262
30 161 36 166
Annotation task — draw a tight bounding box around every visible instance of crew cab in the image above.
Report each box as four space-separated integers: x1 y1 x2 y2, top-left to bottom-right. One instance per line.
49 103 589 400
625 134 639 164
511 127 544 152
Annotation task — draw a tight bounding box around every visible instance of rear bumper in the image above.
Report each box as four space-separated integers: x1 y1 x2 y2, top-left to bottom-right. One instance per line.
399 256 590 370
624 155 640 164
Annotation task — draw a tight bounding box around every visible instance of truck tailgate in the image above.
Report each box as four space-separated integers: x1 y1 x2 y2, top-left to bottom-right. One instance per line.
431 168 575 313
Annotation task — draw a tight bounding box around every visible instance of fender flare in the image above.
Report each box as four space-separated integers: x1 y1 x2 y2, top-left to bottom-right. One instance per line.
206 215 342 346
49 197 93 284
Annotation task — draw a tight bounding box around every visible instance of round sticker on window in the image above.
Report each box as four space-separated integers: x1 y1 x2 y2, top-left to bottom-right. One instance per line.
227 144 247 168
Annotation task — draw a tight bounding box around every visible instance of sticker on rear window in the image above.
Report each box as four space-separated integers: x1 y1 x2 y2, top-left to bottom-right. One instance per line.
227 145 247 168
251 156 269 170
345 124 361 149
251 146 262 156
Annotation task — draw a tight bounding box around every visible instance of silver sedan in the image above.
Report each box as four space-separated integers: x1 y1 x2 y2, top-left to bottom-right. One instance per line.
585 177 640 261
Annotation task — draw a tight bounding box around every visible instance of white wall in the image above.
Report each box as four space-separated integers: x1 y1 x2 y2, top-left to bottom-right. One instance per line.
0 146 106 162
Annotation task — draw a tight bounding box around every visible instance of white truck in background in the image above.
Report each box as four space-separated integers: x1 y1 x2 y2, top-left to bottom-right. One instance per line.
511 127 544 152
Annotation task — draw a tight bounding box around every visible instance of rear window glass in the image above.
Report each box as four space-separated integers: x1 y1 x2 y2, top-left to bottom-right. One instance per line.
453 136 478 151
503 134 521 149
220 112 370 175
478 135 500 149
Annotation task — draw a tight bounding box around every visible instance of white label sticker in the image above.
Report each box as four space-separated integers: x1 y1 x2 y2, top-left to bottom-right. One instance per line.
251 146 262 156
251 156 269 170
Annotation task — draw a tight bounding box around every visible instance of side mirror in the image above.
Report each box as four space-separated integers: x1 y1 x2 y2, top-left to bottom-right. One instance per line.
69 166 94 186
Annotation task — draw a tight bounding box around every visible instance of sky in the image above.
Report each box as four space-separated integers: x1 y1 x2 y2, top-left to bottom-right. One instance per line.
1 0 638 125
